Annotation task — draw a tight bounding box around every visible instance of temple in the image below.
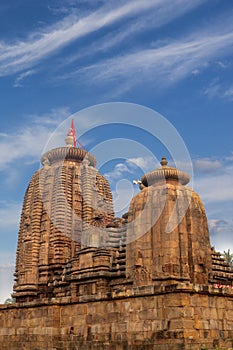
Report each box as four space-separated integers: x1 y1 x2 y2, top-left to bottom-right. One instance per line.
1 125 233 350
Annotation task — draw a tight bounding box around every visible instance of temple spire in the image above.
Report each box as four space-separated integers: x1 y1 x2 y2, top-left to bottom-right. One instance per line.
65 119 77 147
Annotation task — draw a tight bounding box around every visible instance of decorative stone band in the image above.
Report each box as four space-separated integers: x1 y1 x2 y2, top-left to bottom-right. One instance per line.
40 147 97 167
214 284 233 289
141 162 190 186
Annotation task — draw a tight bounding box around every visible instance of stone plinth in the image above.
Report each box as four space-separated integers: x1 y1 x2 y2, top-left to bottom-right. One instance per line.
1 283 233 350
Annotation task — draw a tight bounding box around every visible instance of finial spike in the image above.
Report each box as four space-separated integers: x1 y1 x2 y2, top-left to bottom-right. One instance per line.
65 119 77 147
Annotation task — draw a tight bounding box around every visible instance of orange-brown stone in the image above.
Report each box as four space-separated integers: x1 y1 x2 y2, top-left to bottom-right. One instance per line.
1 147 233 349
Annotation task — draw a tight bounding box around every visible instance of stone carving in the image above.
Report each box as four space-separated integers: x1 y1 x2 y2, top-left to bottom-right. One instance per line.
13 149 233 302
132 265 151 282
41 156 50 168
3 134 233 350
10 137 233 350
14 145 114 301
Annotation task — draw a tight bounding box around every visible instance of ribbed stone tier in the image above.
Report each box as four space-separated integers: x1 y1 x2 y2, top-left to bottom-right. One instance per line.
4 111 233 349
141 157 190 186
41 147 96 167
14 145 113 302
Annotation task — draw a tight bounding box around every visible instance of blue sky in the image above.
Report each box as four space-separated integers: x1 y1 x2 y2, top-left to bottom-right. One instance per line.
1 0 233 302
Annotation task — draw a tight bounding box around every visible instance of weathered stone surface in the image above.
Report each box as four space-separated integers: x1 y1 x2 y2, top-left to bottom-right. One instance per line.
126 182 212 286
1 288 233 349
2 144 233 349
14 147 114 302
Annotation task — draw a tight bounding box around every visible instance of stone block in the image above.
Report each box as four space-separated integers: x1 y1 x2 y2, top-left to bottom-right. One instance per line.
209 319 219 330
139 308 158 320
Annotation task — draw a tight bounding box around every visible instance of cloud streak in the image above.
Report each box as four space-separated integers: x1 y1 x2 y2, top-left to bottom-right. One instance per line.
0 107 70 171
0 0 167 75
58 0 206 68
104 156 155 183
0 0 206 76
204 82 233 101
74 30 233 91
193 156 233 204
193 158 222 174
13 69 37 88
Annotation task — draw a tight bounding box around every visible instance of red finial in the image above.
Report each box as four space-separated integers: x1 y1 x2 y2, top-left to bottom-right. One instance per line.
66 119 77 147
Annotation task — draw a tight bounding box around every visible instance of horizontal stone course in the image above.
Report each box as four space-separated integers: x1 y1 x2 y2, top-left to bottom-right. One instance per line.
1 287 233 349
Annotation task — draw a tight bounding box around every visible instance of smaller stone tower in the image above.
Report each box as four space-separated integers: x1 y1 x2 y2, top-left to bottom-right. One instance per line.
126 157 213 286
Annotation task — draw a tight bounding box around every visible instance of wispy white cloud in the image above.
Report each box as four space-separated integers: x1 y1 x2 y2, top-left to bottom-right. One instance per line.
204 82 233 101
74 29 233 92
127 156 157 170
0 107 70 171
208 219 233 254
193 155 233 203
59 0 206 68
193 157 222 174
47 0 97 16
216 60 230 69
0 0 175 76
209 219 229 236
195 171 233 203
104 156 155 183
108 157 157 215
188 156 233 253
224 87 233 99
13 69 37 87
204 82 222 99
104 155 233 206
0 201 21 230
0 0 206 77
104 162 134 182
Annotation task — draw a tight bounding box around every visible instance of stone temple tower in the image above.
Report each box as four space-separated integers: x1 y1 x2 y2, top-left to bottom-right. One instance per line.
4 116 233 350
13 128 114 301
13 122 233 301
126 157 213 286
8 127 233 349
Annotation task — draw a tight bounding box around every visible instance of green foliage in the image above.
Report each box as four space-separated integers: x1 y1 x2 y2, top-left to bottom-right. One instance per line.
223 249 233 268
200 347 226 350
4 297 15 304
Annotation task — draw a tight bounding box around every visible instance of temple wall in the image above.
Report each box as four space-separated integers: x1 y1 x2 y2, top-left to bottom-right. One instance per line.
1 284 233 350
126 184 212 286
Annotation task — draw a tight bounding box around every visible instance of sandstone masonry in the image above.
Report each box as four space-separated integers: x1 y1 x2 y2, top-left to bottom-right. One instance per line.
1 135 233 349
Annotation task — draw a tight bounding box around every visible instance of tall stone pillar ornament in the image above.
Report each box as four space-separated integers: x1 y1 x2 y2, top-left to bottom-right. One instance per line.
126 157 213 285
